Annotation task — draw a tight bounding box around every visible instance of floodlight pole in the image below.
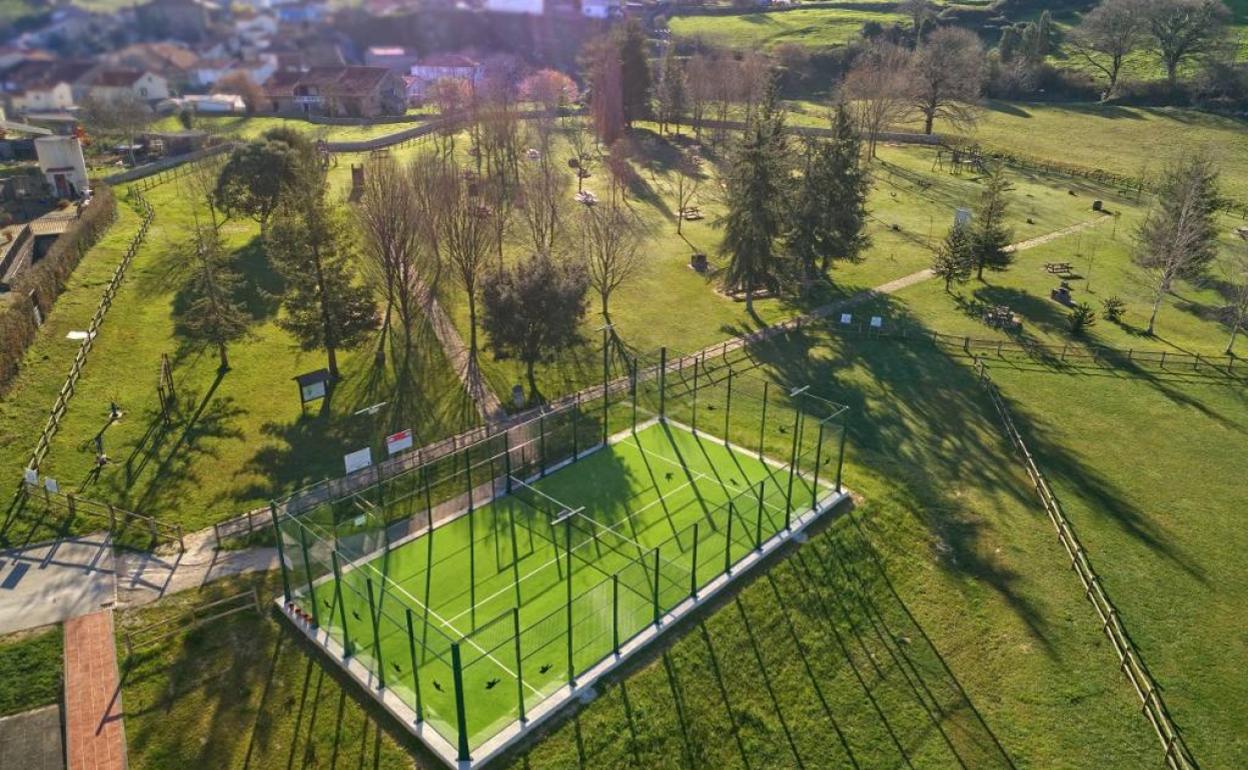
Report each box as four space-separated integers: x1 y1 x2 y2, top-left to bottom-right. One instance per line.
423 467 435 535
405 608 423 723
269 502 291 603
509 506 523 608
565 518 576 688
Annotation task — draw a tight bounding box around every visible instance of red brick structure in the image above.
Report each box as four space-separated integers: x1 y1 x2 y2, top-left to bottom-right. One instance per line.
64 610 127 770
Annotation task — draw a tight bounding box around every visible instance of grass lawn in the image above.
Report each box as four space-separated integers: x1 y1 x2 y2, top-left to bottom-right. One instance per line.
0 198 143 499
879 206 1248 357
3 179 473 540
147 112 437 144
986 364 1248 768
122 331 1166 768
0 625 62 717
116 573 420 770
669 8 906 51
427 121 1145 411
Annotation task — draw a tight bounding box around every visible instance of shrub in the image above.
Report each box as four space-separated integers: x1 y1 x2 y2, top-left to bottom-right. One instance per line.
0 185 117 395
1068 302 1097 336
1101 295 1126 323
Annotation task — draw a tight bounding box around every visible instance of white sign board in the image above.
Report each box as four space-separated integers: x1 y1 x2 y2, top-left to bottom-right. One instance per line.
840 313 853 325
955 208 972 227
301 381 327 402
870 316 883 328
23 468 37 486
344 447 372 475
386 429 413 456
44 477 59 494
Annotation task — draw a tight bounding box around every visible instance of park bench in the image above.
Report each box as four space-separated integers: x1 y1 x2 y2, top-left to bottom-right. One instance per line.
1045 262 1073 274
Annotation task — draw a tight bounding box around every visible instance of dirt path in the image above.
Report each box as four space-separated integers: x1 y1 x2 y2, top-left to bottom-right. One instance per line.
412 280 506 424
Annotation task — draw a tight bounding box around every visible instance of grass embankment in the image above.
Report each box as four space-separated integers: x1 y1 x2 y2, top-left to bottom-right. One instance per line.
0 626 63 717
669 7 906 51
147 111 437 144
987 366 1248 768
116 573 420 770
6 179 472 538
120 333 1164 769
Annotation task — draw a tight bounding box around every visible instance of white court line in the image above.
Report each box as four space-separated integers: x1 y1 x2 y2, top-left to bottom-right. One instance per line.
337 545 542 695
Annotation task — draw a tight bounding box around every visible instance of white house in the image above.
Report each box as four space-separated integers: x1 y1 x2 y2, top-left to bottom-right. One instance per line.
35 136 89 199
2 60 94 113
483 0 543 15
82 69 171 102
407 54 483 100
182 93 245 113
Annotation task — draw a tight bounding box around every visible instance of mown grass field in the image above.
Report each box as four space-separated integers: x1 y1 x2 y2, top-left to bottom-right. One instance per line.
119 333 1169 769
669 7 905 50
987 364 1248 769
2 180 473 541
147 111 438 144
0 625 62 717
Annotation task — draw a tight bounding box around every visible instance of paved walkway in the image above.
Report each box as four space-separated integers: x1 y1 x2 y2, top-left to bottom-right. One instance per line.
0 535 116 635
63 609 126 770
113 527 276 609
0 704 64 770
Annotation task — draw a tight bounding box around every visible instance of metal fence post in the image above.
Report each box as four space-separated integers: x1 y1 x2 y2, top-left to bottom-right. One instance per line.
296 525 319 626
835 418 849 493
810 420 826 511
539 413 547 477
755 481 766 550
366 578 384 689
612 573 620 655
659 347 667 418
691 358 699 433
331 551 351 656
451 643 471 762
565 518 576 687
724 369 733 444
724 502 735 576
513 607 527 723
784 409 803 529
270 502 291 603
758 381 769 456
652 547 661 627
690 523 699 600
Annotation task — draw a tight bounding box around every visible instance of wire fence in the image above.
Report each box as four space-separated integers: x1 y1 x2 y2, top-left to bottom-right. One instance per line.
972 357 1198 770
26 188 154 473
272 345 848 763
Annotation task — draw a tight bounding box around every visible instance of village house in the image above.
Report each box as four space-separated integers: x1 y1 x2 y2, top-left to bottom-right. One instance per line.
263 66 405 117
103 43 201 93
79 68 171 103
406 53 483 101
1 60 94 113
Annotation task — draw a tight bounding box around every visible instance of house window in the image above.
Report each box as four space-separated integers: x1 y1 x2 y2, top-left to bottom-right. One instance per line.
140 87 148 97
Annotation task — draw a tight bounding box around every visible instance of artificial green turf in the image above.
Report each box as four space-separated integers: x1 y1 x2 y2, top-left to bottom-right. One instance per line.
0 626 63 717
289 419 824 753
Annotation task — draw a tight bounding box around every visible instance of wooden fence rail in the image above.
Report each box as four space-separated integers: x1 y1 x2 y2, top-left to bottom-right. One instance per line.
122 587 261 656
972 357 1198 770
22 480 184 552
26 189 155 473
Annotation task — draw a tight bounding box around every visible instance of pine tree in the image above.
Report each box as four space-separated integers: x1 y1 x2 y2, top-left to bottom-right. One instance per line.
614 18 652 127
180 224 249 371
656 46 687 134
970 165 1014 280
932 222 974 291
785 108 870 282
720 87 788 313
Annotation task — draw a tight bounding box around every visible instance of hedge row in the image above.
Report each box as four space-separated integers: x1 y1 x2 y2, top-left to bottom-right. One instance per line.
0 186 118 396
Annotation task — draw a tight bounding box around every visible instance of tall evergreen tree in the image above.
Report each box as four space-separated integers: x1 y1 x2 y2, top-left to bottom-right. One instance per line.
970 165 1014 280
719 88 788 313
785 107 870 280
655 46 688 134
614 18 652 127
932 222 974 291
179 224 249 371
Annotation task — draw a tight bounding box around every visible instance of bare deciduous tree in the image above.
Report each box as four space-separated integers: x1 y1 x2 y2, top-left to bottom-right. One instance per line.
518 125 570 255
842 43 915 158
1218 241 1248 354
911 27 985 135
356 156 436 367
440 162 501 356
578 201 645 319
675 149 704 236
1142 0 1231 85
1069 0 1149 100
1133 153 1221 334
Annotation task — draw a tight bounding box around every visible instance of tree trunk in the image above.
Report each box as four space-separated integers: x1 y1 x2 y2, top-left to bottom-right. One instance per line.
1227 322 1240 355
217 342 230 372
525 359 539 405
924 110 935 135
1146 291 1164 335
467 291 478 355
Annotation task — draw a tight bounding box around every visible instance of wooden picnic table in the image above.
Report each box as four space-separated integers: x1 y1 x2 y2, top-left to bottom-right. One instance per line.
1045 262 1073 274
